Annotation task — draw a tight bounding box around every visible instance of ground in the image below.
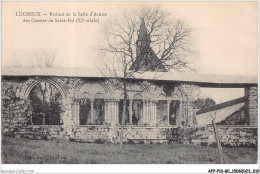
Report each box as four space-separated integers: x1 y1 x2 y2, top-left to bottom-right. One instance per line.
1 137 257 164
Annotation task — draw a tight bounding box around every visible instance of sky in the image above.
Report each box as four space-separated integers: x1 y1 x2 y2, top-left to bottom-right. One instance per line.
2 2 258 103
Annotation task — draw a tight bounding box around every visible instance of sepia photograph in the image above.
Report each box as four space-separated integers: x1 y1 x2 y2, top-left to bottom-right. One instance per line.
1 1 258 173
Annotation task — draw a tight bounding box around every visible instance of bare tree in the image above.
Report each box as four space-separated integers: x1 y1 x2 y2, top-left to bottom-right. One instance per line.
97 6 194 150
32 49 57 67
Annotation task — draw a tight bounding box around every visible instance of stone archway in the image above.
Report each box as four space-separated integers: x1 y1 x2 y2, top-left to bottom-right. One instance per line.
26 79 66 125
24 78 67 99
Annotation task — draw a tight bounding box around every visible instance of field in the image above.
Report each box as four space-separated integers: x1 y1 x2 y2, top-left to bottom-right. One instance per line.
1 137 257 164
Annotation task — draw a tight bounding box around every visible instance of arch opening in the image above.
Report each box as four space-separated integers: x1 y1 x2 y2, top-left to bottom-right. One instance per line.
28 81 63 125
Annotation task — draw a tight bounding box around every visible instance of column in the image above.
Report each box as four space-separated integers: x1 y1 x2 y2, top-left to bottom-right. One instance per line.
148 101 151 125
72 102 76 125
104 99 107 123
187 101 192 126
167 100 170 126
178 100 183 127
142 100 147 125
90 99 94 124
150 102 153 125
43 113 45 125
129 100 133 125
110 100 114 125
154 100 158 126
245 86 258 126
152 102 154 126
151 102 155 126
74 99 79 125
146 100 149 124
185 101 190 127
115 100 119 124
106 99 111 124
154 102 157 126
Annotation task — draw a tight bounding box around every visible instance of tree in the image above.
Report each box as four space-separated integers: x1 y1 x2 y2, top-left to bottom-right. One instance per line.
194 97 216 110
97 6 194 150
32 49 57 67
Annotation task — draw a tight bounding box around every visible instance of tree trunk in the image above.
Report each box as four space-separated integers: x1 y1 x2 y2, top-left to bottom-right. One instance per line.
212 119 224 163
120 80 127 150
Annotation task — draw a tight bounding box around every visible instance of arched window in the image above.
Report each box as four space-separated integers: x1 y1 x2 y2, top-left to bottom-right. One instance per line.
77 82 107 125
132 94 143 125
79 97 91 125
119 100 129 125
93 93 105 125
156 95 167 126
169 100 180 125
119 94 130 125
28 81 63 125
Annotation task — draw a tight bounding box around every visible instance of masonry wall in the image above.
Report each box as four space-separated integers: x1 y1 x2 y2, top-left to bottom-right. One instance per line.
245 86 258 126
1 78 32 137
1 76 194 141
10 125 174 144
176 126 257 147
2 76 257 146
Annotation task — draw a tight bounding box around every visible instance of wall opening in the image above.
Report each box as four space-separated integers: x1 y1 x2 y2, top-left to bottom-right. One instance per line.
195 87 247 126
119 99 130 125
93 99 105 125
169 100 179 125
156 100 167 126
132 99 143 125
79 98 91 125
28 81 63 125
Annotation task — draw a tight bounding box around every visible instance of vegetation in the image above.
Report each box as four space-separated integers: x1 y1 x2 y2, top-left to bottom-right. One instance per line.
194 97 216 110
2 137 257 164
98 6 194 150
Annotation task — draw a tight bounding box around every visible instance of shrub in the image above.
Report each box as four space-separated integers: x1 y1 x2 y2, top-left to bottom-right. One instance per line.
94 138 106 144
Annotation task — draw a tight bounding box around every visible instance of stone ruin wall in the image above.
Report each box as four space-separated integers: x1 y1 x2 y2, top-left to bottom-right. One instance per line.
246 86 258 126
1 76 195 141
1 76 258 146
176 126 257 147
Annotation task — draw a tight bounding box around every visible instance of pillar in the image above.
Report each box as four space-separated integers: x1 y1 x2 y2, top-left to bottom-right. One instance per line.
129 99 133 125
115 100 119 124
151 101 157 126
178 100 183 127
154 102 157 126
245 86 258 126
74 102 77 125
90 99 94 124
106 99 111 124
73 99 79 125
182 100 188 127
150 102 153 125
110 100 114 125
104 99 107 123
146 100 149 124
167 100 170 126
153 100 158 126
142 100 147 125
147 101 150 125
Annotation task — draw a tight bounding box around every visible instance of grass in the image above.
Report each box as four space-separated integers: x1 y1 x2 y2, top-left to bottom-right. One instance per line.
1 137 257 164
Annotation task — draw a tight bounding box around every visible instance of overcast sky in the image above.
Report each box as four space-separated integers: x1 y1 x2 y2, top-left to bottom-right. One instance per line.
2 2 257 103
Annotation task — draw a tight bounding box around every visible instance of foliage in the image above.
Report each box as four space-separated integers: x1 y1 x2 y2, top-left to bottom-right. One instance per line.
194 97 216 110
97 6 194 150
98 6 194 75
32 49 57 67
